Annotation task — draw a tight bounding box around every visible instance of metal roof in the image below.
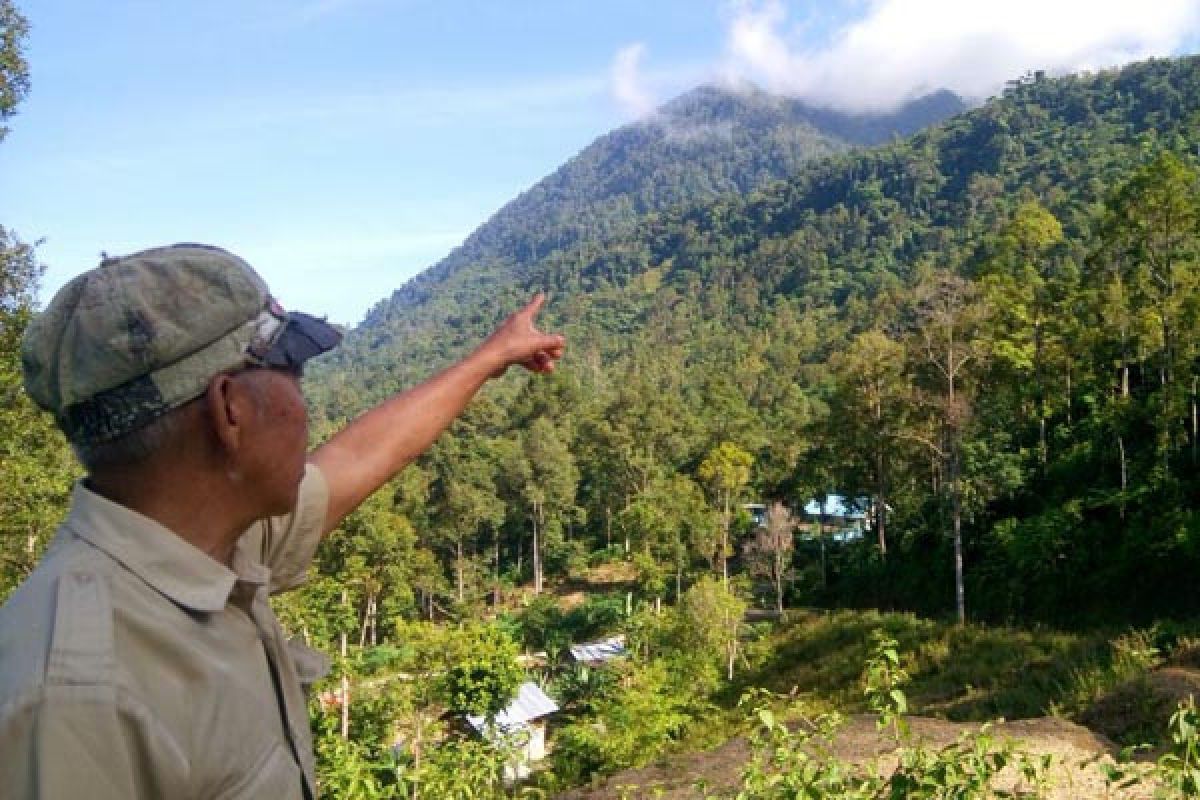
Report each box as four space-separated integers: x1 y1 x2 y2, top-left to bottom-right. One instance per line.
569 635 627 664
466 682 559 733
803 494 867 519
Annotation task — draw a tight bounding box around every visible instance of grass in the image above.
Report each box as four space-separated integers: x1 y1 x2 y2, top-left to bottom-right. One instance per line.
717 609 1182 743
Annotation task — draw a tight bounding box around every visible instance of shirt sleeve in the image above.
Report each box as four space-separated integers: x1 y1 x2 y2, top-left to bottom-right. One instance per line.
242 463 330 594
0 686 189 800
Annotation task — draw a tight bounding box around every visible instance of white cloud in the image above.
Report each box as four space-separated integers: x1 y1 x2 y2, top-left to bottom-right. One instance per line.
721 0 1200 110
611 42 659 119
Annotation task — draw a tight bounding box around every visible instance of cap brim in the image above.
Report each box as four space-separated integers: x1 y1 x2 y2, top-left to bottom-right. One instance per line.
261 312 342 370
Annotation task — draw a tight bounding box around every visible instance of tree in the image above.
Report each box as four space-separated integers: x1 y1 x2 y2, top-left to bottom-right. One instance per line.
908 268 990 624
334 488 419 646
428 435 504 605
828 329 910 558
0 0 30 141
516 417 578 593
0 10 75 602
436 623 523 721
744 501 795 615
1094 153 1200 467
677 575 748 682
697 441 753 586
978 200 1069 467
619 472 712 607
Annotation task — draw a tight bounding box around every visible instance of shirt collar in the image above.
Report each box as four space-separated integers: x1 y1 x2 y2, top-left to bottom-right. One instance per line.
63 481 265 612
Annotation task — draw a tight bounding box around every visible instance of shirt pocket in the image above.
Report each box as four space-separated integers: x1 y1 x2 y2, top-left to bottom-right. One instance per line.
286 637 331 691
212 743 305 800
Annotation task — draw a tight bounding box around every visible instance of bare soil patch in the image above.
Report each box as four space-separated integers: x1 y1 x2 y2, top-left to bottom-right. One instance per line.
555 713 1159 798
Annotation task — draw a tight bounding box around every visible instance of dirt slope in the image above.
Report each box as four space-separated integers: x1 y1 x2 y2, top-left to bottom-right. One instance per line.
557 714 1156 798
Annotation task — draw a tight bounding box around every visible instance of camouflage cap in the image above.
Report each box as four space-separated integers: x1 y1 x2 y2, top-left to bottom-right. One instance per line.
20 243 342 445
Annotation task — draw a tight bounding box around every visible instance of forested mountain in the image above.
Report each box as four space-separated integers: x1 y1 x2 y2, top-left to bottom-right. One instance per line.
344 86 964 362
309 55 1200 628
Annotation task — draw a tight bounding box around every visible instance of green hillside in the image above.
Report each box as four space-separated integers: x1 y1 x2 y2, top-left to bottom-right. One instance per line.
363 85 963 321
306 54 1200 626
314 86 964 407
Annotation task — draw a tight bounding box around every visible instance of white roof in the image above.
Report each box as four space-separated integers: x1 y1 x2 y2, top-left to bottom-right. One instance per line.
803 494 867 519
466 682 558 733
569 635 627 664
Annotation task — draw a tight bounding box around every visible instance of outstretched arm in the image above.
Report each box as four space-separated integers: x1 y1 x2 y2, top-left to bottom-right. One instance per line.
309 294 565 535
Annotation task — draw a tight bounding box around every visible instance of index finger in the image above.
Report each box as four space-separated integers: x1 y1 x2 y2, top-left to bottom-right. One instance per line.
521 292 547 318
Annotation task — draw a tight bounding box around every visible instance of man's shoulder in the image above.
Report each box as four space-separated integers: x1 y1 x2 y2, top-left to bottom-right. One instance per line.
0 529 123 705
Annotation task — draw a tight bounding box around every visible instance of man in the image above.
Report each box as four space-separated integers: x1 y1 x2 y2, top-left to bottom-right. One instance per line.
0 243 565 798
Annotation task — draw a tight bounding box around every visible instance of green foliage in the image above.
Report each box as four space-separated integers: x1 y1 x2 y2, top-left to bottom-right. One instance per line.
436 623 523 720
551 658 694 783
0 5 75 600
863 631 910 738
408 735 538 800
1155 696 1200 797
723 635 1055 799
300 54 1200 629
674 576 751 685
313 712 406 800
0 237 76 598
0 0 30 140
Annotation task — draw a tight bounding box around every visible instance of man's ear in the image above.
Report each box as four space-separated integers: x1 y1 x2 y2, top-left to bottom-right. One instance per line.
206 372 252 455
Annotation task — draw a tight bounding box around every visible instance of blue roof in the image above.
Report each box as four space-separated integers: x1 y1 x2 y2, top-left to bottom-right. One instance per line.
803 495 867 519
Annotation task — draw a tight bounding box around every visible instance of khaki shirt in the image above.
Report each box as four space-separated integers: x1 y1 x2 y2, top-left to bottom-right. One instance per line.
0 465 331 799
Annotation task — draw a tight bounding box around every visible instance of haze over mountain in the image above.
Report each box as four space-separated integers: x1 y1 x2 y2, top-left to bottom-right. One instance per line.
360 84 966 327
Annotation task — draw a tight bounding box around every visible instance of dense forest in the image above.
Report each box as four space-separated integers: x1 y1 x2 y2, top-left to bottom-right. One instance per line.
5 0 1200 792
312 55 1200 629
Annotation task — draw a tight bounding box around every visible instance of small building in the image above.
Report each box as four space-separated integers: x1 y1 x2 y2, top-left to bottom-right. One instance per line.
742 503 767 527
568 635 628 681
465 682 559 781
568 635 627 668
802 494 869 542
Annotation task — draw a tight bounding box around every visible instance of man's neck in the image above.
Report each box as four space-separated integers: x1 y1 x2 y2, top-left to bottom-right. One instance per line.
86 467 254 567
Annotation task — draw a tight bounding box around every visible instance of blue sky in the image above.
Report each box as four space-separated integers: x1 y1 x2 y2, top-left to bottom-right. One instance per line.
4 0 1200 325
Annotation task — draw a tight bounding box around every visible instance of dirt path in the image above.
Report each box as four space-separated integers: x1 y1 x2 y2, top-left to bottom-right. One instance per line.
556 714 1158 799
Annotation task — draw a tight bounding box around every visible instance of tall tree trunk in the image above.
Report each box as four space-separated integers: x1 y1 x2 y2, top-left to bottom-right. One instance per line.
494 533 501 607
953 486 965 625
949 349 965 626
340 589 350 739
532 503 543 594
875 451 888 560
819 496 828 588
358 593 374 647
1065 357 1073 425
720 490 731 587
1118 434 1128 520
774 549 785 615
369 595 377 647
456 541 465 603
1192 376 1197 464
413 713 424 800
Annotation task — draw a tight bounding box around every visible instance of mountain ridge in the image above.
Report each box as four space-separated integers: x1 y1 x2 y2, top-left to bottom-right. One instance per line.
360 84 966 328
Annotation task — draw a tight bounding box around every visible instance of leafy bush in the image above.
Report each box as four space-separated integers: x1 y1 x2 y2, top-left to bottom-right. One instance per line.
719 633 1054 799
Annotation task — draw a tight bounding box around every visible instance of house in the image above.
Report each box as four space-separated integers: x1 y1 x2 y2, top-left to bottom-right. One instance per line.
741 503 767 528
568 635 627 668
568 635 627 682
465 681 559 781
802 494 869 542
